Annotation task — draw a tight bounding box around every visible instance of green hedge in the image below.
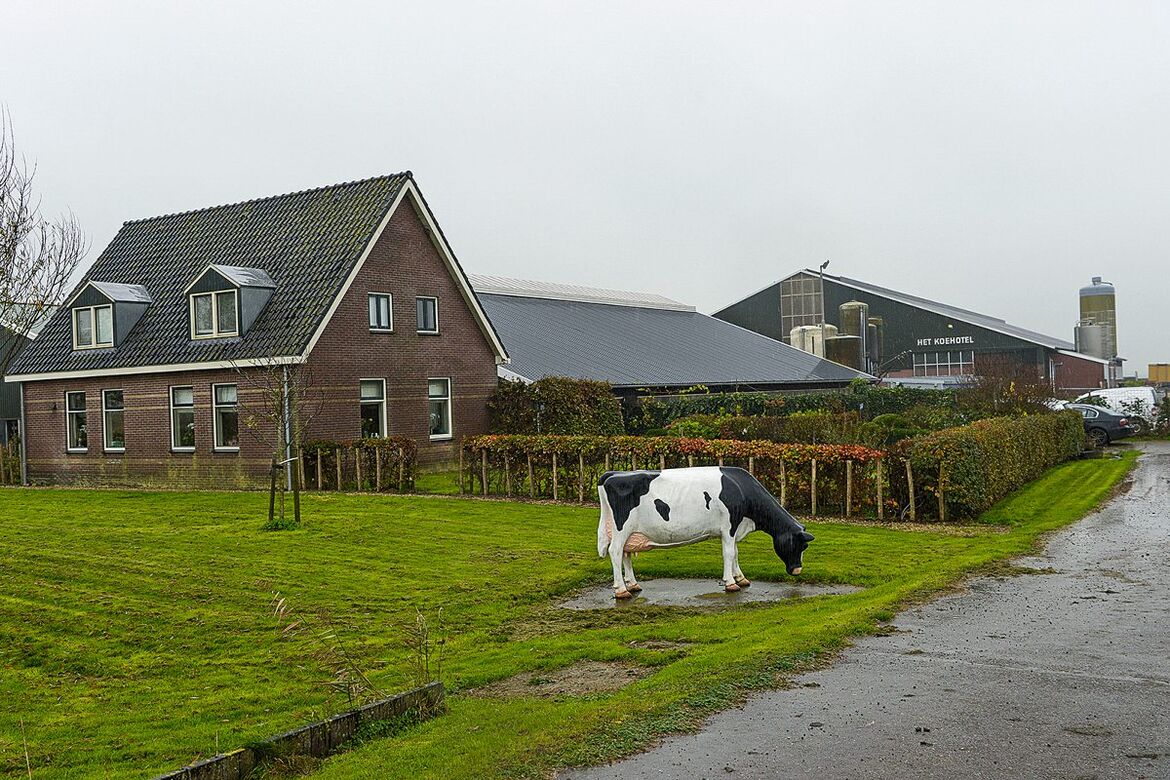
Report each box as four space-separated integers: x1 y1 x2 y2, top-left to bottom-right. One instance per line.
900 411 1084 518
488 377 624 435
622 380 957 433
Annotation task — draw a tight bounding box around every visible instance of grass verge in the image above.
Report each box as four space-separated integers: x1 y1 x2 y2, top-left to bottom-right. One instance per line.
0 451 1136 779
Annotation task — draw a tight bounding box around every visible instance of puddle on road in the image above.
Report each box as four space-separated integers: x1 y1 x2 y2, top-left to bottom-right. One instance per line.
559 577 861 610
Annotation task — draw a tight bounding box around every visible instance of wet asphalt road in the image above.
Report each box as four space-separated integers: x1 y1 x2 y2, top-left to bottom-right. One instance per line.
563 442 1170 780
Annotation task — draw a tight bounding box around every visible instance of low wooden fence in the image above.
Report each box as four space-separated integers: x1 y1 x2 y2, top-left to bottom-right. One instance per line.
457 435 931 519
299 439 417 493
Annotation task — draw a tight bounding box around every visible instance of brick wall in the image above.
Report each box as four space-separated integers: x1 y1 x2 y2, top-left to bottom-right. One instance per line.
22 195 500 485
1055 353 1107 394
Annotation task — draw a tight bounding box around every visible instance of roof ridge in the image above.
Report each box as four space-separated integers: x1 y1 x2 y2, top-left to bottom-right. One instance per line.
121 171 412 226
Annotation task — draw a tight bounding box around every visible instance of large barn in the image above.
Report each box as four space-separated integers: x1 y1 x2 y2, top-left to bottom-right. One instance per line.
713 269 1115 393
470 275 871 394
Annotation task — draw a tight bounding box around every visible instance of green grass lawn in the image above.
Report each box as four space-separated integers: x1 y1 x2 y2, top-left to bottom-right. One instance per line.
0 452 1136 779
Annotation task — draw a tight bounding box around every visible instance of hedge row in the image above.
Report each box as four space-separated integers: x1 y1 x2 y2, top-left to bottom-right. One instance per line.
300 436 418 492
899 411 1084 518
488 377 624 435
622 380 958 433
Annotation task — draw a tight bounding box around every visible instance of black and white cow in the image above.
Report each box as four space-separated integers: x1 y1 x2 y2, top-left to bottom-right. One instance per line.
597 466 814 599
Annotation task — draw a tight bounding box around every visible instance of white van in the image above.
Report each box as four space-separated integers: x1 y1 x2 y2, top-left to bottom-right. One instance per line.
1074 387 1166 434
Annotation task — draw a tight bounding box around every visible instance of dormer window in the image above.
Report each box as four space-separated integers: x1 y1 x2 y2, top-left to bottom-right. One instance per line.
191 290 239 339
185 264 275 341
68 281 152 351
73 304 114 349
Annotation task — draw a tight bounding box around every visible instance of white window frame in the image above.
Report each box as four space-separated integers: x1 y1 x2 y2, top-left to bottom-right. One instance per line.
368 292 394 332
190 290 239 340
72 304 114 350
427 377 452 440
102 388 126 453
170 385 196 452
359 378 387 438
212 383 240 452
416 296 439 335
65 391 88 453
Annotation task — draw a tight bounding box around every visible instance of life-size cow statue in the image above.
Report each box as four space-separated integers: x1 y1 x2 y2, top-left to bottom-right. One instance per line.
597 466 814 599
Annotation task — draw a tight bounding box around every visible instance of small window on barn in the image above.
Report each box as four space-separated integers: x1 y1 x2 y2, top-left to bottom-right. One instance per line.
171 386 196 451
428 378 451 439
213 384 240 450
360 379 386 438
368 293 393 331
65 391 87 452
102 389 125 452
416 296 438 334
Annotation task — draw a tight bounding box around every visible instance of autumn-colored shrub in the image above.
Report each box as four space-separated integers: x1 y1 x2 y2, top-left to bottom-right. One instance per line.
488 377 624 435
898 411 1084 518
301 436 418 491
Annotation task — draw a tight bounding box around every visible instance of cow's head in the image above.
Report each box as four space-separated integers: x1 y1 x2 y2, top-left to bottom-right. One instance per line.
774 528 815 575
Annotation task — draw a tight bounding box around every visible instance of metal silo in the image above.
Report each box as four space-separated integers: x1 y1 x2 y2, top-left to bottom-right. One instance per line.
791 324 836 357
1074 320 1105 360
838 301 869 369
825 335 865 370
867 316 884 370
1079 277 1117 360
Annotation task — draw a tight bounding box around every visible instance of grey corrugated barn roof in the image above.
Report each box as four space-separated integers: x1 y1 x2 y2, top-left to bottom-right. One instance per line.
811 269 1077 351
12 174 423 377
471 276 870 389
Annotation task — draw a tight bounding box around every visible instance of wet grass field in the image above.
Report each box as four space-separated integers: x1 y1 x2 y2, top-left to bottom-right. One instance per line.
0 452 1136 779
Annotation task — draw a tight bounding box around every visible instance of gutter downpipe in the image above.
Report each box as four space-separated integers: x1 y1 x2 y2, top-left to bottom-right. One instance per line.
19 383 28 485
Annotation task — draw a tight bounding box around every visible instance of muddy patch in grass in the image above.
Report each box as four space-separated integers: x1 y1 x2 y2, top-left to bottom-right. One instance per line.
559 578 861 610
473 661 650 699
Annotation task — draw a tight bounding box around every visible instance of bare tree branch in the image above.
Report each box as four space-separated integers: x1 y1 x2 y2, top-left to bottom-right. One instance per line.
0 109 88 371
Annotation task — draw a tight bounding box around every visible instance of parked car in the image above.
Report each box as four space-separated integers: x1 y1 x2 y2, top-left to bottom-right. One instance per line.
1074 387 1166 435
1066 403 1139 446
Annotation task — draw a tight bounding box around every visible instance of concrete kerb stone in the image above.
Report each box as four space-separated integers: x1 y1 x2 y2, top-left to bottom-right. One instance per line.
152 681 444 780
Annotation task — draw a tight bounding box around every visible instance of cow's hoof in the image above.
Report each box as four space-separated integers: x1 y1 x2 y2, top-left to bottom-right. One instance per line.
735 576 751 588
614 588 633 600
724 582 741 593
626 582 643 593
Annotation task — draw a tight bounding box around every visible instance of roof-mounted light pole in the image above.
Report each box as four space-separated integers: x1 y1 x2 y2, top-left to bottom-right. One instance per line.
818 260 831 358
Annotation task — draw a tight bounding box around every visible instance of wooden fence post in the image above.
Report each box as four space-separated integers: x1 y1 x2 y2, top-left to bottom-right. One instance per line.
355 447 363 491
316 450 322 491
845 459 853 519
375 448 383 492
578 453 585 502
398 448 405 492
811 459 818 518
717 456 724 466
527 454 534 498
297 450 306 496
748 456 754 476
335 448 342 492
905 460 916 521
604 452 610 471
481 449 488 497
458 446 465 494
876 458 884 520
780 459 787 506
504 453 512 497
268 459 278 523
552 453 558 501
659 454 665 471
938 463 947 522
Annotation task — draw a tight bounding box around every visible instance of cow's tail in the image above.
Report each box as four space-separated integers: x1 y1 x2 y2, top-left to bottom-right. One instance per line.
597 485 614 558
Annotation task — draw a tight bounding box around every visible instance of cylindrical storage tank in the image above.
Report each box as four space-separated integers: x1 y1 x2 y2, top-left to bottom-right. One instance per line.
825 334 864 370
1074 321 1105 360
839 301 868 369
792 324 836 357
1079 277 1117 360
1150 364 1170 384
868 316 884 367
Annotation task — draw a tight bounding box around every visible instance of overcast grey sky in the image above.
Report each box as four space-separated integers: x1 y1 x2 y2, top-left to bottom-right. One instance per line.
4 1 1166 372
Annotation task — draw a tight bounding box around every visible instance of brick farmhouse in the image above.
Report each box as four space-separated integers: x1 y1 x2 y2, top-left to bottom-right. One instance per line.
7 174 509 486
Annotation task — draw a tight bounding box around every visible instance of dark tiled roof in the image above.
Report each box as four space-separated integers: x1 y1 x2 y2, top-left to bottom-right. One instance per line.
11 174 410 376
477 287 869 388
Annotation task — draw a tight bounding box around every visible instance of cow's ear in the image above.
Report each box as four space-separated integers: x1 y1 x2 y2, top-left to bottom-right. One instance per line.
800 531 815 543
